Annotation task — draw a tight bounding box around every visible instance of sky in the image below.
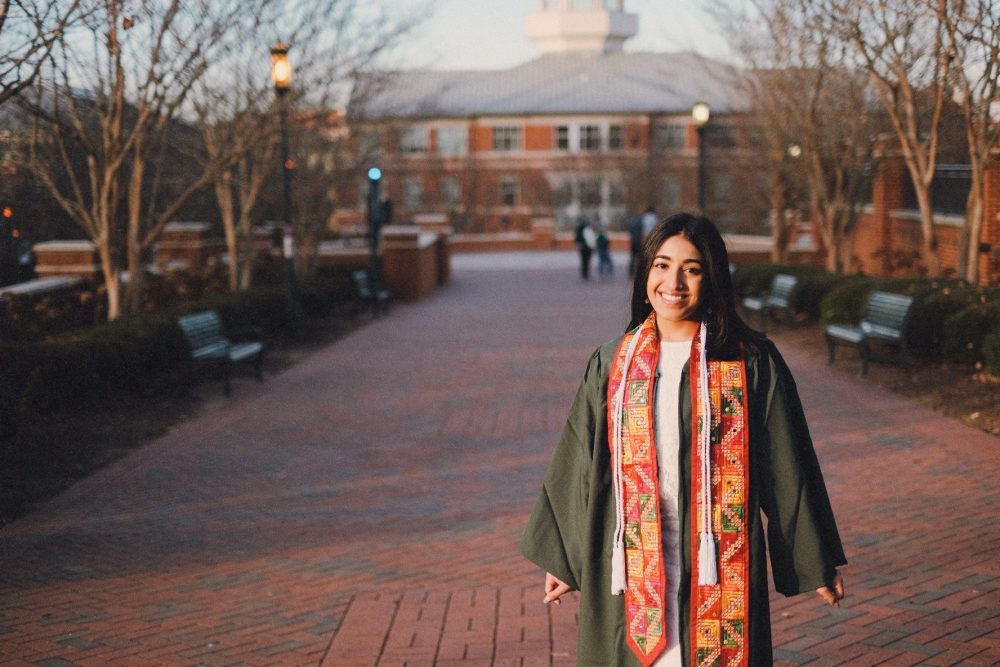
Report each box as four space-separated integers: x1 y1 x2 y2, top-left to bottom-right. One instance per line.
392 0 735 71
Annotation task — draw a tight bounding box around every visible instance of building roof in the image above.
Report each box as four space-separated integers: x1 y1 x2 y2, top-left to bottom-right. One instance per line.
357 51 745 120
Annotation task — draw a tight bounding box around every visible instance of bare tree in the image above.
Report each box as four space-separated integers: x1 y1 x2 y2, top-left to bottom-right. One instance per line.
938 0 1000 284
22 0 269 318
192 0 424 291
0 0 83 107
709 0 882 271
827 0 951 276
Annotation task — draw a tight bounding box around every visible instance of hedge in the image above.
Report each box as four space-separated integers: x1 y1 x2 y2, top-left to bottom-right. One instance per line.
942 302 1000 365
0 267 359 413
734 262 999 367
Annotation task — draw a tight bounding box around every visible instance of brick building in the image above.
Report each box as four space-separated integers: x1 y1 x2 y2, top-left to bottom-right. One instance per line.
330 0 764 235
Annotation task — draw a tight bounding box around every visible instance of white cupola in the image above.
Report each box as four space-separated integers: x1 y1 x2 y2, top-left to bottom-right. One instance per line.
525 0 639 55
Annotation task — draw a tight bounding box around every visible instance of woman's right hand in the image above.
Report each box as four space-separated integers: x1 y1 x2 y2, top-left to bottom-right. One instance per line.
543 572 574 605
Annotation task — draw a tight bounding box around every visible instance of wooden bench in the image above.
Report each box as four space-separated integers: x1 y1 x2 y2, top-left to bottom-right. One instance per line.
825 290 914 377
352 269 390 317
178 310 265 396
742 273 798 330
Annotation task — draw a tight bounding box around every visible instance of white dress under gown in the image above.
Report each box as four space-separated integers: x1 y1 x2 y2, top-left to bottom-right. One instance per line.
652 340 689 667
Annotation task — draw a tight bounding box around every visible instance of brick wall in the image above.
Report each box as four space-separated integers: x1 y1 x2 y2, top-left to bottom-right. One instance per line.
853 155 999 284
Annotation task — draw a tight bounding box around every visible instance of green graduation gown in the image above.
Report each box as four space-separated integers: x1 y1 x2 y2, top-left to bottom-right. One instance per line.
520 336 847 666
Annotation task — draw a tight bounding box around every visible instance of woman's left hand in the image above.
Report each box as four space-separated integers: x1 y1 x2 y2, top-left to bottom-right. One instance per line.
816 572 845 607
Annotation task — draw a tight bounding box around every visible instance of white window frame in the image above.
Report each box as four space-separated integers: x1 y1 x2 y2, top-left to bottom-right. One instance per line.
399 126 429 153
492 126 522 152
437 125 468 156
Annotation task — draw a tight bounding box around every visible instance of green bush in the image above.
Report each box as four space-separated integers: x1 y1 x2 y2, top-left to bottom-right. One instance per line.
942 302 1000 365
819 276 876 325
0 268 365 415
982 332 1000 375
0 314 188 412
297 268 356 318
905 288 981 360
790 272 842 321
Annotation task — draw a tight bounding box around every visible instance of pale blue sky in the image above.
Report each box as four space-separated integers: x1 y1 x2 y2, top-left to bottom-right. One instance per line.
393 0 734 70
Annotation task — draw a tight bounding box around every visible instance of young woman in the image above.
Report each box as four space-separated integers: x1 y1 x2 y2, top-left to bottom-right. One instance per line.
521 213 846 666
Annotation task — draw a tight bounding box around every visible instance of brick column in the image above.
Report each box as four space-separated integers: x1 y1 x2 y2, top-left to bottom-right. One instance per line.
155 222 224 270
980 153 1000 285
869 155 907 273
381 226 440 301
32 240 101 281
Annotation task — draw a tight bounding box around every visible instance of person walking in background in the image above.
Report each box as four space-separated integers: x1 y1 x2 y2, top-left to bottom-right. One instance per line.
596 225 613 280
575 217 597 280
521 212 846 666
627 212 644 277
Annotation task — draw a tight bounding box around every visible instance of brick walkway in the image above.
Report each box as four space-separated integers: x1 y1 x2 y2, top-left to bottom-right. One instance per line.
1 252 998 666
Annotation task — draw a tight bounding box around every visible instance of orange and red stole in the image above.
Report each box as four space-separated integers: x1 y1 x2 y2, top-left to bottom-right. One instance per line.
607 315 750 667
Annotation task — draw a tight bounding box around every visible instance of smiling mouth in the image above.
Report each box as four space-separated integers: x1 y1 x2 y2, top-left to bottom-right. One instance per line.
657 293 688 304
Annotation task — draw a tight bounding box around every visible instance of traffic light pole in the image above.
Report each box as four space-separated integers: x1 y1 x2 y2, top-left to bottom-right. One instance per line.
366 167 386 293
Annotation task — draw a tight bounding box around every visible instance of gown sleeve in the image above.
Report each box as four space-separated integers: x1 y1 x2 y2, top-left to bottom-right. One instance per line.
758 340 848 596
519 348 605 591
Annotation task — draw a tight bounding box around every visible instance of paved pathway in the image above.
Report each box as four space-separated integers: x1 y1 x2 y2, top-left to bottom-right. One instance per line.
1 253 998 666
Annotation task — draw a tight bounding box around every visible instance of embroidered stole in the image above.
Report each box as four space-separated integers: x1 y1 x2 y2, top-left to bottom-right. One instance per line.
608 316 750 667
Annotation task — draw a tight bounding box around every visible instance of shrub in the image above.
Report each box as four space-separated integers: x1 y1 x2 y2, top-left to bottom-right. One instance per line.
905 289 981 360
942 302 1000 365
731 262 832 322
0 314 188 412
819 276 875 325
982 332 1000 375
730 263 780 300
790 272 842 321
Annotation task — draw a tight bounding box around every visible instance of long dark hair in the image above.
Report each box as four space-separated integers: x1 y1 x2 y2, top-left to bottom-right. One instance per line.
628 212 756 357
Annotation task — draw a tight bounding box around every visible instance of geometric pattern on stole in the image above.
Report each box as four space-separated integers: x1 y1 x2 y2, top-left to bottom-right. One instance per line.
607 318 667 666
689 353 750 667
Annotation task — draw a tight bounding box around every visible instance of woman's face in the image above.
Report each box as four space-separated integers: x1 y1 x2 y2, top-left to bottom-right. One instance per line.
645 234 704 337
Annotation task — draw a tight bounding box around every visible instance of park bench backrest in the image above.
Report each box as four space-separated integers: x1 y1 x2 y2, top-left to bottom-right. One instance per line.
770 274 798 300
860 291 913 337
178 311 227 351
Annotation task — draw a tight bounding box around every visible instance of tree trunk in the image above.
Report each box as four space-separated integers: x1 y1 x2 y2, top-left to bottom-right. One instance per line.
912 185 942 276
769 182 789 264
215 170 239 291
238 208 256 291
99 249 121 321
126 148 147 314
962 182 983 285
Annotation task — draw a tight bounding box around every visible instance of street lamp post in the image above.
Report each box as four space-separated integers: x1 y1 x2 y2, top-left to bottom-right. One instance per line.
270 41 301 335
692 100 711 215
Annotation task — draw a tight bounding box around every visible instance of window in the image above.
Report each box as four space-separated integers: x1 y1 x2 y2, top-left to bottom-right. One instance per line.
404 177 423 210
555 125 570 150
580 125 601 151
399 126 428 153
492 126 521 151
442 177 461 207
500 178 519 207
608 125 624 151
357 129 381 156
654 123 686 149
572 0 593 8
705 124 736 148
437 125 468 156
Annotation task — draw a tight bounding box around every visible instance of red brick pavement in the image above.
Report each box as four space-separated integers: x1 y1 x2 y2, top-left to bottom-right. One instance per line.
1 255 998 666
